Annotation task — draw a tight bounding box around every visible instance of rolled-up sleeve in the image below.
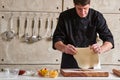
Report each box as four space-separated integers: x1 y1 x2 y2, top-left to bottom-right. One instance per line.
96 13 114 48
52 13 66 49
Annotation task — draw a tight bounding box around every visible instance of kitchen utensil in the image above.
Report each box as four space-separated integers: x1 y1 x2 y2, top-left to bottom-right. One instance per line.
20 18 29 42
46 19 53 41
37 18 42 40
1 15 15 41
4 68 19 78
27 18 38 43
61 69 109 77
42 18 49 39
16 17 20 38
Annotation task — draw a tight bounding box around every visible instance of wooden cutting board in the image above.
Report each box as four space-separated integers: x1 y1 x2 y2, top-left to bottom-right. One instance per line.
112 69 120 77
61 69 109 77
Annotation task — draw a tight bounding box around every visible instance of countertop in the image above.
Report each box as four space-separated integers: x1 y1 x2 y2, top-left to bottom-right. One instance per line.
0 66 120 80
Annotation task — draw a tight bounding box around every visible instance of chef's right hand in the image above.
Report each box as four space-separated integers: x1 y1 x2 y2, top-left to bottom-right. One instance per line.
63 44 77 55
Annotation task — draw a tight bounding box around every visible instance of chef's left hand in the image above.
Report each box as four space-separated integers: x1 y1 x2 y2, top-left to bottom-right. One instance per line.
90 44 101 54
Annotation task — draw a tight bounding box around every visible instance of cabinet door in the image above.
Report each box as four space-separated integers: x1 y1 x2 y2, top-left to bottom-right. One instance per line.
63 0 120 13
100 14 120 64
91 0 120 13
63 0 74 10
0 40 62 64
0 12 61 65
0 0 62 12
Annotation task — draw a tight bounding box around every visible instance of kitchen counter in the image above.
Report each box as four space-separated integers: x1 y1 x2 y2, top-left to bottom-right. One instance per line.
0 66 120 80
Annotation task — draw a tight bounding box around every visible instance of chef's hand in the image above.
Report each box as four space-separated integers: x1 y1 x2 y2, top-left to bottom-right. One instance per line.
64 44 77 55
90 44 101 54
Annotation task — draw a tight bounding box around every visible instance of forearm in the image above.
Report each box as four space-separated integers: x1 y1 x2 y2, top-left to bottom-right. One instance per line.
100 41 113 53
54 41 66 53
91 41 113 54
54 41 77 55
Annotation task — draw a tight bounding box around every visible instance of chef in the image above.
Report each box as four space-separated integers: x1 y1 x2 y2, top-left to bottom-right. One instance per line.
52 0 114 69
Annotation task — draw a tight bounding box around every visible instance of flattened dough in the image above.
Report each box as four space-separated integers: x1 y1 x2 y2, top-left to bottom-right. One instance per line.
74 47 100 69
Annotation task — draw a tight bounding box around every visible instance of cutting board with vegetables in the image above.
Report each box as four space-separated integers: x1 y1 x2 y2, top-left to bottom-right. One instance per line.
61 69 109 77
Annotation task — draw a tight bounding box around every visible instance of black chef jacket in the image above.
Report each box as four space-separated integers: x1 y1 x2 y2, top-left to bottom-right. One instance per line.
53 8 114 69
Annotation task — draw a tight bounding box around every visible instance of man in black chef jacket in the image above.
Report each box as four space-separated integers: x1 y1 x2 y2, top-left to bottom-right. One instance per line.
52 0 114 69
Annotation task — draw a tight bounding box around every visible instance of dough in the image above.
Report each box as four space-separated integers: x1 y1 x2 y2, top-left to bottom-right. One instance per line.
74 47 100 69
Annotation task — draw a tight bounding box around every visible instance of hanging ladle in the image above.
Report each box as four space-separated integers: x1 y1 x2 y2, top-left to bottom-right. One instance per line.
46 19 53 41
21 18 29 42
42 18 49 39
13 16 20 39
27 18 38 43
1 15 15 41
37 18 42 40
16 17 20 38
